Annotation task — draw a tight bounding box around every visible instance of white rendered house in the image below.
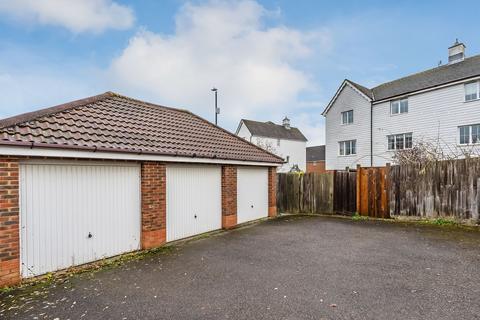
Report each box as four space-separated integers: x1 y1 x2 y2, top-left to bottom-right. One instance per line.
236 117 307 173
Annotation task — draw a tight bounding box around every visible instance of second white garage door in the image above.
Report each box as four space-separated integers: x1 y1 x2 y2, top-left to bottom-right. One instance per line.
166 165 222 242
237 167 268 224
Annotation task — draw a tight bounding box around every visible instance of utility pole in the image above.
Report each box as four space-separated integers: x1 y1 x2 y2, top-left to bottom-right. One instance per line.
211 88 219 125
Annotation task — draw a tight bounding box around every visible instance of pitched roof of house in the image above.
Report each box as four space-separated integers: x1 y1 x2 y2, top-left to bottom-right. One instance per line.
371 54 480 101
240 119 308 142
306 145 325 162
323 53 480 114
0 92 283 163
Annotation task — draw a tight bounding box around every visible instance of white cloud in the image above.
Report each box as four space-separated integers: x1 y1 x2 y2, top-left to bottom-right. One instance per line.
110 0 331 133
0 0 134 33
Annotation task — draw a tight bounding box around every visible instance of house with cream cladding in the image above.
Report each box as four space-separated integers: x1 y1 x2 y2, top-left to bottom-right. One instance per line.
323 40 480 170
236 117 307 173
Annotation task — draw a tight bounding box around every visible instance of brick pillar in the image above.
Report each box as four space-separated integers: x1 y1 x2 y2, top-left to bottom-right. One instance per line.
268 167 277 217
221 166 237 229
0 158 20 287
141 162 166 249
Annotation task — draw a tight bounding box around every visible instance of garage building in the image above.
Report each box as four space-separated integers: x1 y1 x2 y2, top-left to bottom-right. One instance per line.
0 92 282 286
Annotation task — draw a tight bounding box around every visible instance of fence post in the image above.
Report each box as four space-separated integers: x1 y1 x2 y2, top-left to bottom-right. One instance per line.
356 164 361 214
385 163 391 218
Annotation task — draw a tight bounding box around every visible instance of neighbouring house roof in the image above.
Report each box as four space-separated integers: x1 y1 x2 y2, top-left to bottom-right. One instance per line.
306 145 325 162
238 119 308 142
323 53 480 114
0 92 283 164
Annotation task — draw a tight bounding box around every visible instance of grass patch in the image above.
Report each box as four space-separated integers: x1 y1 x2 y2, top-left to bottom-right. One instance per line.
422 218 459 227
352 213 368 221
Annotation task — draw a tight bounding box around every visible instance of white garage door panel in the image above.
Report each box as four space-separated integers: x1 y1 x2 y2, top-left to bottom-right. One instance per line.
20 163 141 278
237 167 268 224
167 165 221 242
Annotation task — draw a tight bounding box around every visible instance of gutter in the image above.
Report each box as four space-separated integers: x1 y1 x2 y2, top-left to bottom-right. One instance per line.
0 141 284 165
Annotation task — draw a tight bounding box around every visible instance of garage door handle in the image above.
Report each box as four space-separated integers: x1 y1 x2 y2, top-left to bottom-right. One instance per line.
87 232 93 239
194 214 197 219
251 205 254 208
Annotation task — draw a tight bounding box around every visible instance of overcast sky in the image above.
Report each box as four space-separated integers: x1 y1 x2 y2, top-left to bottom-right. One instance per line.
1 0 479 146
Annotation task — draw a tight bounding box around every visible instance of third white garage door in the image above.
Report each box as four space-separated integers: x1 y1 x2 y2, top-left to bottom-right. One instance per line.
237 167 268 224
166 165 222 242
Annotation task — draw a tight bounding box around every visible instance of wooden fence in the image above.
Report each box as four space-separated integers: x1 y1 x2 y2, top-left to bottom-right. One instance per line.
277 173 333 214
276 158 480 222
333 170 356 214
389 159 480 220
357 166 390 218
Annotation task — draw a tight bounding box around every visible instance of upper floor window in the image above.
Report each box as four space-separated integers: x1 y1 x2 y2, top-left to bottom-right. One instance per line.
339 140 356 156
459 124 480 144
341 110 354 124
391 98 408 115
465 82 479 102
387 133 413 150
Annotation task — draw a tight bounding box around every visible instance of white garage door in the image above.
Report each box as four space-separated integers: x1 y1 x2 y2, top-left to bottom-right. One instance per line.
237 167 268 224
166 165 221 242
19 162 141 278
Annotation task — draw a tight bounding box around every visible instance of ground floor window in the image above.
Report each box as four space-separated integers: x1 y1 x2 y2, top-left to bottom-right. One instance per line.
387 133 413 150
459 124 480 145
339 140 356 156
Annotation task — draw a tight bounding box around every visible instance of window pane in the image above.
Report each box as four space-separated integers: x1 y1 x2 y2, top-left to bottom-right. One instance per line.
391 101 399 114
400 99 408 113
465 83 478 101
351 140 356 154
348 110 353 123
405 133 413 148
396 134 404 149
342 112 347 124
345 141 351 155
339 142 345 155
459 126 470 144
388 135 395 150
472 125 480 144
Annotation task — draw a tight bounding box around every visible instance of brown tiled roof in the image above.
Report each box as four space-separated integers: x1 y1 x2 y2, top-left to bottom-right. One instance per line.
0 92 283 163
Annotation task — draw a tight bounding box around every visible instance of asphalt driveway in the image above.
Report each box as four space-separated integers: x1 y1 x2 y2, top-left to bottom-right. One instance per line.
2 215 480 320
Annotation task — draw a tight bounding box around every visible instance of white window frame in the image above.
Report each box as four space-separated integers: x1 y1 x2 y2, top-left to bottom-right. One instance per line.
341 110 354 125
464 81 480 102
338 140 356 156
390 98 409 115
387 133 413 150
458 124 480 145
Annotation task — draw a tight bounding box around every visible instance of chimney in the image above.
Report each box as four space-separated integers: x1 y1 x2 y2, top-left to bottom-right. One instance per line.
282 116 291 130
448 39 466 64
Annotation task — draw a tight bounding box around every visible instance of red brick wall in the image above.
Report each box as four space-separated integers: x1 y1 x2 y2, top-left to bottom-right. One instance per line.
221 166 237 229
141 162 166 249
0 158 20 287
268 167 277 217
306 161 326 174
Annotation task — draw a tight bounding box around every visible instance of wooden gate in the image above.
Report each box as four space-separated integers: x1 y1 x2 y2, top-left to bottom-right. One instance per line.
357 166 390 218
333 170 356 214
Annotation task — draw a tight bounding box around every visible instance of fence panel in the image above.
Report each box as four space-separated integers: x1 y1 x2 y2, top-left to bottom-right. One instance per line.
277 173 333 214
333 170 356 214
389 159 480 220
357 166 390 218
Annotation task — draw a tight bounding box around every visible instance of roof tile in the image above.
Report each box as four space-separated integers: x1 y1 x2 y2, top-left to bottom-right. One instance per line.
0 92 283 164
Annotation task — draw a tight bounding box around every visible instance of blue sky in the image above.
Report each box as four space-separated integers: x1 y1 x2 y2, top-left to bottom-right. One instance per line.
1 0 479 145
